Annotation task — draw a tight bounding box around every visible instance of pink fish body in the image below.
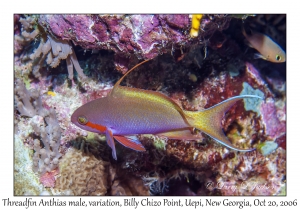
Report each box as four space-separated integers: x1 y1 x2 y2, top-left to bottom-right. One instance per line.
243 29 286 63
71 60 262 159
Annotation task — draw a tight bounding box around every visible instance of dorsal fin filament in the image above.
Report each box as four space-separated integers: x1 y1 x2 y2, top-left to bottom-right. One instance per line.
110 59 151 96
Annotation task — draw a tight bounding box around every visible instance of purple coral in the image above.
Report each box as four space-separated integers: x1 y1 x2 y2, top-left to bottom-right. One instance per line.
260 99 286 139
37 14 231 72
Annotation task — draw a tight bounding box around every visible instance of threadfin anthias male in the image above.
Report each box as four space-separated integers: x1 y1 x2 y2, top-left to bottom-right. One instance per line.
71 60 263 160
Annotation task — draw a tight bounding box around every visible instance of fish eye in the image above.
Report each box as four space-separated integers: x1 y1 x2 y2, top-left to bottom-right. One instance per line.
78 116 88 125
275 55 281 61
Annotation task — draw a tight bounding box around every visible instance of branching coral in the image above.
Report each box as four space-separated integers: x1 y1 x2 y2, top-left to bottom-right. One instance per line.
15 15 86 80
15 79 41 117
31 109 62 175
14 16 39 54
15 79 62 175
29 35 86 80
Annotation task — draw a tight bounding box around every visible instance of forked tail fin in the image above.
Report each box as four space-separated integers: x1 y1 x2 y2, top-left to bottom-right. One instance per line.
184 95 263 152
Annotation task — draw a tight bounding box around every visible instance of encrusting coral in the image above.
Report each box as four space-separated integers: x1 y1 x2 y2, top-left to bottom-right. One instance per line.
37 14 236 72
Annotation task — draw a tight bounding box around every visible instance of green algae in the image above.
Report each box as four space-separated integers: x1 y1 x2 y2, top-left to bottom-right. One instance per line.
87 132 106 142
153 137 166 150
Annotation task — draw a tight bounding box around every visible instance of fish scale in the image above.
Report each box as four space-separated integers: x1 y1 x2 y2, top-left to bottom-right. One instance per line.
90 88 189 135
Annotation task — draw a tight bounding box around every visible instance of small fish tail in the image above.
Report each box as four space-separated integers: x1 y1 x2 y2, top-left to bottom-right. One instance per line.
184 95 263 152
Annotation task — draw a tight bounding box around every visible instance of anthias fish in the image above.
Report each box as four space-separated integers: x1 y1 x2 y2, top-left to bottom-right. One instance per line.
71 60 262 160
243 29 286 63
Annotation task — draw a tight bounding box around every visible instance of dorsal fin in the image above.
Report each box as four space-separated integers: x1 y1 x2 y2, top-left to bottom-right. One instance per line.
110 59 151 96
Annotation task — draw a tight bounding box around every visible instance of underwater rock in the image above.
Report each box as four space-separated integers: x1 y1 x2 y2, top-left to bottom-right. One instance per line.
38 14 232 72
260 98 286 140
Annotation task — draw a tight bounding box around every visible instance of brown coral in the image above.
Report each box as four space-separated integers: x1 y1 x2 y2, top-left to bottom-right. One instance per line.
55 148 109 195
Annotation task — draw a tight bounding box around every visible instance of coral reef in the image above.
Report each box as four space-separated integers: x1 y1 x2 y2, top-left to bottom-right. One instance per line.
14 131 44 195
14 15 39 54
15 79 62 176
37 14 234 72
14 14 286 196
15 79 42 117
55 148 109 195
257 141 278 156
15 15 86 80
31 110 62 175
109 167 150 196
260 98 286 139
240 82 264 116
39 169 59 188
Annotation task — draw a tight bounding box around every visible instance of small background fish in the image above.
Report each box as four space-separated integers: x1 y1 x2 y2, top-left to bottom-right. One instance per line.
243 15 286 63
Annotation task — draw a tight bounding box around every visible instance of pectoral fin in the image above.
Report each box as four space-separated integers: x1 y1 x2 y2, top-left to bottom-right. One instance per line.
254 53 267 60
105 128 117 160
114 135 146 151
